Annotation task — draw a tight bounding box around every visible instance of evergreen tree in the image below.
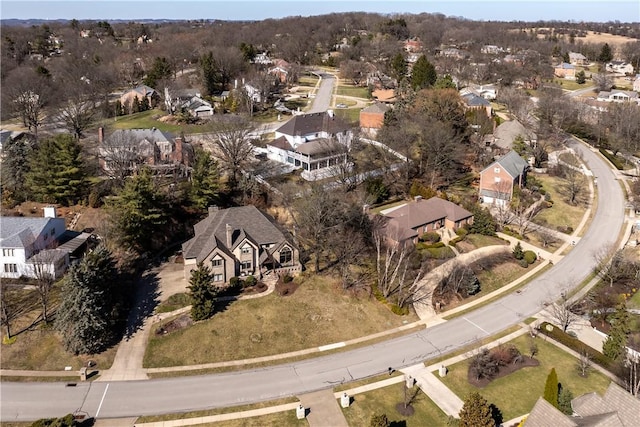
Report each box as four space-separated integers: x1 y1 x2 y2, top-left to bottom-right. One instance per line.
0 135 34 206
200 51 220 96
55 245 123 354
114 99 124 116
389 53 407 83
188 263 217 321
465 204 497 236
562 52 570 63
189 147 220 210
603 302 630 361
411 55 437 90
435 74 456 89
575 70 586 84
512 242 524 260
543 368 559 408
459 392 495 427
106 167 168 253
598 43 613 63
132 95 141 113
25 134 86 206
558 387 574 415
143 56 172 88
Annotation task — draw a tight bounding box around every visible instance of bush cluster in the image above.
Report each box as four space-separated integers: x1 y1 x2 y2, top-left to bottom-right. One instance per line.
469 344 522 380
538 322 612 369
523 250 537 264
419 231 441 243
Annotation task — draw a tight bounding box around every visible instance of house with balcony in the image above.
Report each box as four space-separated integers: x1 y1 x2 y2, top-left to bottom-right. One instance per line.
182 205 301 283
266 111 352 180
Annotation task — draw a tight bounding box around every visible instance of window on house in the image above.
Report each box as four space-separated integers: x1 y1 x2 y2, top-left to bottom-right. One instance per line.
213 273 224 282
241 261 252 270
494 167 500 173
280 248 292 264
241 247 251 255
494 177 501 183
212 258 223 267
2 249 14 257
4 264 17 273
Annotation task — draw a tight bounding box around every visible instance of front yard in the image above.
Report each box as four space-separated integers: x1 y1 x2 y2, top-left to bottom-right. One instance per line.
144 274 419 367
438 334 611 421
533 174 588 232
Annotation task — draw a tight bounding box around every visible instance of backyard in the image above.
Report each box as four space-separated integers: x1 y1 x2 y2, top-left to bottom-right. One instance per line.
437 334 612 420
144 274 419 367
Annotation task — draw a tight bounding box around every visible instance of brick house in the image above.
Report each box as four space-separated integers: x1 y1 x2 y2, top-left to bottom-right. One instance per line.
479 150 529 206
182 205 301 283
359 103 389 136
554 62 576 79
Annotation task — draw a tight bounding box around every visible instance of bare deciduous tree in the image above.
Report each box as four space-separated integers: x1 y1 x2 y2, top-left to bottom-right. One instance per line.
29 242 65 324
0 284 36 340
547 291 580 333
577 348 592 377
592 245 634 288
205 117 258 186
98 130 145 183
560 166 586 205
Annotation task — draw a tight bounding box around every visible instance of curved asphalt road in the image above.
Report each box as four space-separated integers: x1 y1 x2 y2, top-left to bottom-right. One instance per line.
0 138 625 421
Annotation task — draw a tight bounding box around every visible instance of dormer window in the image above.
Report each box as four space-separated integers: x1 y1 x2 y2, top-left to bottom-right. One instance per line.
280 247 292 264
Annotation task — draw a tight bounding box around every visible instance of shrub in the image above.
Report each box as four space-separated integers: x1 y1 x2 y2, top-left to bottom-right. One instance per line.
420 231 441 243
449 236 464 246
512 242 524 260
282 274 293 283
244 275 257 287
428 241 445 248
469 348 499 380
466 277 481 296
519 259 529 268
492 344 521 366
390 304 409 315
523 250 537 265
538 322 612 369
456 227 469 237
228 276 241 291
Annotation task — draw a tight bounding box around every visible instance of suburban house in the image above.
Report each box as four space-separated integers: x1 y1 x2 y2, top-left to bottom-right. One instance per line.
252 52 273 65
481 45 506 55
524 382 640 427
404 37 423 53
379 196 474 246
98 127 194 177
181 96 214 117
460 92 492 117
460 84 498 100
554 62 576 79
268 59 291 83
596 90 640 104
266 111 352 180
119 85 160 114
479 150 529 206
182 205 301 282
569 52 588 66
371 89 397 104
634 75 640 92
440 47 467 60
1 207 70 280
0 129 32 153
359 103 390 136
491 119 537 150
606 61 635 75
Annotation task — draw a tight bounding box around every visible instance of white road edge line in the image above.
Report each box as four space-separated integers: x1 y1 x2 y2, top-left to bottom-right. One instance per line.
462 317 490 335
95 383 109 419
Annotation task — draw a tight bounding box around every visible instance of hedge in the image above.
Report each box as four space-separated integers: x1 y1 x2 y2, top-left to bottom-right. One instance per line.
599 148 625 170
538 322 613 369
523 250 537 265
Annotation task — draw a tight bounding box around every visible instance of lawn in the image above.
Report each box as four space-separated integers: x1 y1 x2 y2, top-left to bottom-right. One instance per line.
298 75 320 87
334 108 360 125
192 412 307 427
107 109 209 134
553 79 589 91
334 97 358 107
144 274 419 367
0 287 118 371
438 335 612 420
336 85 371 99
458 234 508 251
533 174 588 232
629 288 640 310
341 385 449 427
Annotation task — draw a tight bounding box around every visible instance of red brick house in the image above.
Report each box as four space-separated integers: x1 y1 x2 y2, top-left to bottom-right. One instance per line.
359 103 389 136
479 150 529 206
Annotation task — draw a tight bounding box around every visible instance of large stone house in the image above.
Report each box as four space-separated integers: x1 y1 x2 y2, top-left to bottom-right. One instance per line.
1 207 69 279
182 205 301 283
98 128 193 177
379 196 474 246
266 111 352 180
479 150 529 206
524 382 640 427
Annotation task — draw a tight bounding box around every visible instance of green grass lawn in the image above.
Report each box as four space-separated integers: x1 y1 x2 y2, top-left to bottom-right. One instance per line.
438 335 612 420
156 292 191 313
144 274 418 367
298 75 319 87
334 108 360 125
106 109 209 134
336 85 370 99
463 234 509 250
554 79 590 91
334 97 358 107
342 385 449 427
533 174 587 232
629 288 640 309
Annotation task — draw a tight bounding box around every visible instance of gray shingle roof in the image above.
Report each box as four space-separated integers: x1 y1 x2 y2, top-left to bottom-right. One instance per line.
182 205 294 263
525 397 578 427
275 112 350 137
487 150 529 179
462 93 491 107
0 217 57 248
361 103 390 114
386 197 473 228
104 128 174 144
295 138 342 156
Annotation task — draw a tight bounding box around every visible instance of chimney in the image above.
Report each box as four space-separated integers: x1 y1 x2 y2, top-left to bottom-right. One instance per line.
414 195 422 202
174 136 183 163
98 127 104 144
327 109 334 118
226 223 233 248
43 206 57 218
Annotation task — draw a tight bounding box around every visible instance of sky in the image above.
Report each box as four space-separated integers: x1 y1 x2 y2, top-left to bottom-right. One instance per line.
1 0 639 23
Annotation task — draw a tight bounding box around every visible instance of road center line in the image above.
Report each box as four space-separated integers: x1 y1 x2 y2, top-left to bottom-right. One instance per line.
95 383 109 419
462 317 489 335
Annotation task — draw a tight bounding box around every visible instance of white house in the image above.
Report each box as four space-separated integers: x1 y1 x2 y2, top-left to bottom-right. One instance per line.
606 61 635 75
0 207 69 279
266 111 353 180
182 96 214 117
597 89 640 104
633 75 640 92
568 52 588 66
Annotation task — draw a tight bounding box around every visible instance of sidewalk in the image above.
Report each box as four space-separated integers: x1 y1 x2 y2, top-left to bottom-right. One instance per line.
298 389 349 427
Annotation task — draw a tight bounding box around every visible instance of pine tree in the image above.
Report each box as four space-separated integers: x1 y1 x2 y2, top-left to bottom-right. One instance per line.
603 302 630 361
558 387 574 415
512 242 524 260
390 53 407 83
598 43 613 63
188 263 217 321
459 392 495 427
575 70 586 84
189 147 220 210
55 245 123 354
411 55 437 90
25 134 86 206
106 167 168 253
0 135 34 206
543 368 559 408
